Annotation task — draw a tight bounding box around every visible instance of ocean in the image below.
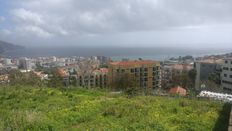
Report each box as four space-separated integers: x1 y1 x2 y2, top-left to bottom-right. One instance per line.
3 47 232 61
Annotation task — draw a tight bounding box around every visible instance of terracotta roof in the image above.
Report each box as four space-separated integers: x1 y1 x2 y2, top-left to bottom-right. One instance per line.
93 68 108 74
0 75 9 81
169 86 187 96
110 60 159 66
57 68 68 77
33 71 48 79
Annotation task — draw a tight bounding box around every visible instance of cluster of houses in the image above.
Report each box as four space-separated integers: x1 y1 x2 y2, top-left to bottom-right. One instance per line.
1 54 232 97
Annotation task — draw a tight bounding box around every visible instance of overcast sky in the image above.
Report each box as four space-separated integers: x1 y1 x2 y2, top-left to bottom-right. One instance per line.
0 0 232 48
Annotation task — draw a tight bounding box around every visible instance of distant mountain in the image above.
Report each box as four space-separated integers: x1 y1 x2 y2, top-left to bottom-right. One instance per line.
0 40 24 54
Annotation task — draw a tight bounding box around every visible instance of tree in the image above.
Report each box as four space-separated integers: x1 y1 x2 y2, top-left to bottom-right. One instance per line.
25 72 43 86
8 69 24 85
188 69 196 85
48 70 63 88
69 75 77 86
77 59 97 88
8 70 42 86
172 72 192 89
111 72 140 97
208 72 221 85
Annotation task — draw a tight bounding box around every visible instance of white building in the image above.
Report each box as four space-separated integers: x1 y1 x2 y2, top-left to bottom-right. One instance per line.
221 58 232 91
19 58 32 71
4 58 12 65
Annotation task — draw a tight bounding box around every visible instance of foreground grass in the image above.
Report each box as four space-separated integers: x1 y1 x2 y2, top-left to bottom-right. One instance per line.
0 86 230 131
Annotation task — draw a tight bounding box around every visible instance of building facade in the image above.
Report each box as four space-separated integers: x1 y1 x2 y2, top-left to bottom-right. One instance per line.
221 58 232 91
108 60 161 94
78 68 108 88
195 60 222 89
162 64 193 88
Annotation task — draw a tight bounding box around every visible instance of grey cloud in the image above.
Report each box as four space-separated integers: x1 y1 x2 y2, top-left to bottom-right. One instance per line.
11 0 232 35
0 16 5 22
1 0 232 47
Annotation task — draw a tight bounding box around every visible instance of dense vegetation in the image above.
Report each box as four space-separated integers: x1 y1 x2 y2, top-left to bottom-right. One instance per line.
0 86 230 131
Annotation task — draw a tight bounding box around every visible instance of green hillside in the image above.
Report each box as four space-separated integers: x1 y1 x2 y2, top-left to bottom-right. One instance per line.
0 86 230 131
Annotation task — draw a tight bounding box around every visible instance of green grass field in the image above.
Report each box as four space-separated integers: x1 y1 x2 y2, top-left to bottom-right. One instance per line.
0 86 230 131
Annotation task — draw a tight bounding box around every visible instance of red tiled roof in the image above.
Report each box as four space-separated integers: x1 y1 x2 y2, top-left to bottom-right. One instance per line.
169 86 187 96
110 60 159 66
99 68 108 73
93 68 109 74
57 68 68 77
0 75 9 81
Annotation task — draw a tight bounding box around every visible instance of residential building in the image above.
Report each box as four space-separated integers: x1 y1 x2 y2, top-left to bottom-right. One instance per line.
57 67 108 88
108 60 161 94
3 58 12 65
33 71 48 80
0 75 9 84
19 58 33 71
97 56 111 65
79 68 108 88
195 59 223 89
162 64 193 88
221 58 232 91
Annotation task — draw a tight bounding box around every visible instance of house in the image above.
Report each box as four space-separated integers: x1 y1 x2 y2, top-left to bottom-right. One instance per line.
0 75 9 84
169 86 187 96
33 71 48 80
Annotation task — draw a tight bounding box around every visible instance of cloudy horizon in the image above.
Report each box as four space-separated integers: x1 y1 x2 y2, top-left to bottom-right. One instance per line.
1 0 232 49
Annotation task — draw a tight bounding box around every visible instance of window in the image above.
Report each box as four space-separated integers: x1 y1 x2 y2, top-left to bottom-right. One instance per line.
135 68 139 72
135 73 139 77
153 82 156 85
224 74 228 77
144 78 148 81
223 67 229 70
144 73 148 76
153 67 156 71
230 75 232 78
222 80 232 85
131 68 135 73
225 60 228 64
230 68 232 71
144 68 148 72
144 82 147 86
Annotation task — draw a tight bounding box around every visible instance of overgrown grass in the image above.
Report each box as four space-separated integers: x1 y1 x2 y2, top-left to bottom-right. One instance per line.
0 86 230 131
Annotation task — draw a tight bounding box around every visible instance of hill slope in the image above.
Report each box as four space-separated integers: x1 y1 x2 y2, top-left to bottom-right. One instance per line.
0 86 230 130
0 40 24 54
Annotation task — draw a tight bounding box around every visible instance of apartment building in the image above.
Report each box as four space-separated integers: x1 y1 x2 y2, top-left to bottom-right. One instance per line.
57 67 108 88
195 59 222 89
108 60 161 94
162 64 193 88
90 68 108 88
221 58 232 91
